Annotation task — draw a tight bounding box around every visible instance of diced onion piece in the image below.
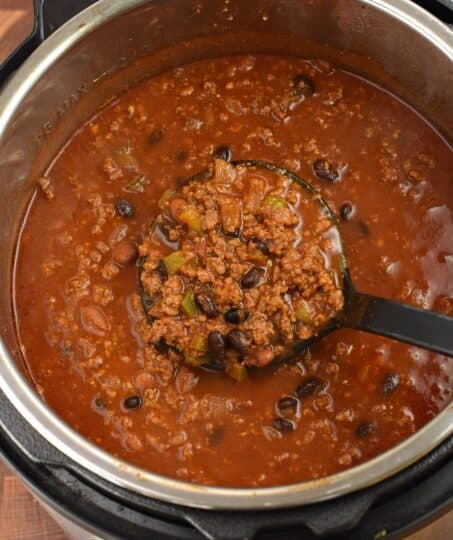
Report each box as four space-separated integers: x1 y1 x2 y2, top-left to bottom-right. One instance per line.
264 194 287 210
226 360 247 382
180 288 197 317
178 205 203 234
191 333 207 352
114 146 136 170
163 250 186 275
126 174 148 193
184 352 205 367
295 299 314 325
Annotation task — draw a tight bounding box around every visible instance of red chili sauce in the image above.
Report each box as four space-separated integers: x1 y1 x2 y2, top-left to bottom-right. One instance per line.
14 55 453 487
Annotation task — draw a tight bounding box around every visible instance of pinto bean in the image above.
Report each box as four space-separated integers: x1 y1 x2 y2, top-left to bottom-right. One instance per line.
207 331 225 359
195 293 218 318
80 305 110 336
226 329 251 354
240 266 265 289
113 240 138 267
313 159 340 182
296 377 324 398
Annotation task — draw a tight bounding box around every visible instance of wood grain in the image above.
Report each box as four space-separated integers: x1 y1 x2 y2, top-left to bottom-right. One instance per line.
0 1 450 538
0 0 33 62
0 462 65 540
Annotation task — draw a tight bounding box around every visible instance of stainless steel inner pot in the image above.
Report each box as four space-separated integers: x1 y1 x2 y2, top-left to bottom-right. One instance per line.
0 0 451 510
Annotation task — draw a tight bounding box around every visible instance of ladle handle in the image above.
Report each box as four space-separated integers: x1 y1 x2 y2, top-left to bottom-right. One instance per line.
344 291 453 357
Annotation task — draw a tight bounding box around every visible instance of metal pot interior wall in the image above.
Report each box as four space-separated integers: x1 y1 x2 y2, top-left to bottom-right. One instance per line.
0 0 451 509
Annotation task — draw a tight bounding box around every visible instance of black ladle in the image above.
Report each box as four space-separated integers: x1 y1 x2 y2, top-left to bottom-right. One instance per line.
139 160 453 365
235 161 453 359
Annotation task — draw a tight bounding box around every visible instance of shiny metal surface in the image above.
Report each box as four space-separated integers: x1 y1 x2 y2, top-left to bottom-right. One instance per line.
0 0 451 510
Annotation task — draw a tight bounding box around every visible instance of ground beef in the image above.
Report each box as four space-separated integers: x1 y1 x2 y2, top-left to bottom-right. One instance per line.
138 159 344 377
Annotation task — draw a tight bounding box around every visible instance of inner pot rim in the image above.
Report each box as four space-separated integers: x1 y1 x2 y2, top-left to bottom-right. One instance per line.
0 0 452 510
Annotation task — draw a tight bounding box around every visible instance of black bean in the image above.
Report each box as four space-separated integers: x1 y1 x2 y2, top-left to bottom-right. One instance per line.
224 228 241 239
175 176 190 187
273 418 295 432
293 74 314 97
94 397 105 409
383 372 400 394
340 202 355 221
313 159 340 182
358 221 369 238
277 396 298 412
149 128 164 145
226 329 251 354
224 307 242 325
357 421 375 437
204 356 225 371
115 199 135 218
296 377 324 398
124 395 142 410
207 331 226 359
154 337 170 354
156 259 169 282
195 293 218 318
252 237 270 255
207 425 225 446
141 290 156 312
212 145 232 161
240 266 265 289
60 343 74 360
175 149 188 162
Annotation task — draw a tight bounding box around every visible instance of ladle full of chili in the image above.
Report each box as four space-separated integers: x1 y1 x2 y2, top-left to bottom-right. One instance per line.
138 159 453 375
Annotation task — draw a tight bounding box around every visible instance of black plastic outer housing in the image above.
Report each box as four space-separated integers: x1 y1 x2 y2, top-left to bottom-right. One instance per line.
0 1 451 539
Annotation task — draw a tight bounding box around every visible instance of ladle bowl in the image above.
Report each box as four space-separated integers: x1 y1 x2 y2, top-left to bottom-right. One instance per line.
138 159 453 369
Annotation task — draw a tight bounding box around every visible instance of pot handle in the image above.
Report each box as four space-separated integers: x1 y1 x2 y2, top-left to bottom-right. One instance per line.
0 0 98 86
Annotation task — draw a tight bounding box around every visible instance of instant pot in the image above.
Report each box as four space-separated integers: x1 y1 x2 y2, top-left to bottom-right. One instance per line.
0 1 452 538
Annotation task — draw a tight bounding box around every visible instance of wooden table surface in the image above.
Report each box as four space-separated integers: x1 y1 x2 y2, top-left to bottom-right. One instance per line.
0 1 451 538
